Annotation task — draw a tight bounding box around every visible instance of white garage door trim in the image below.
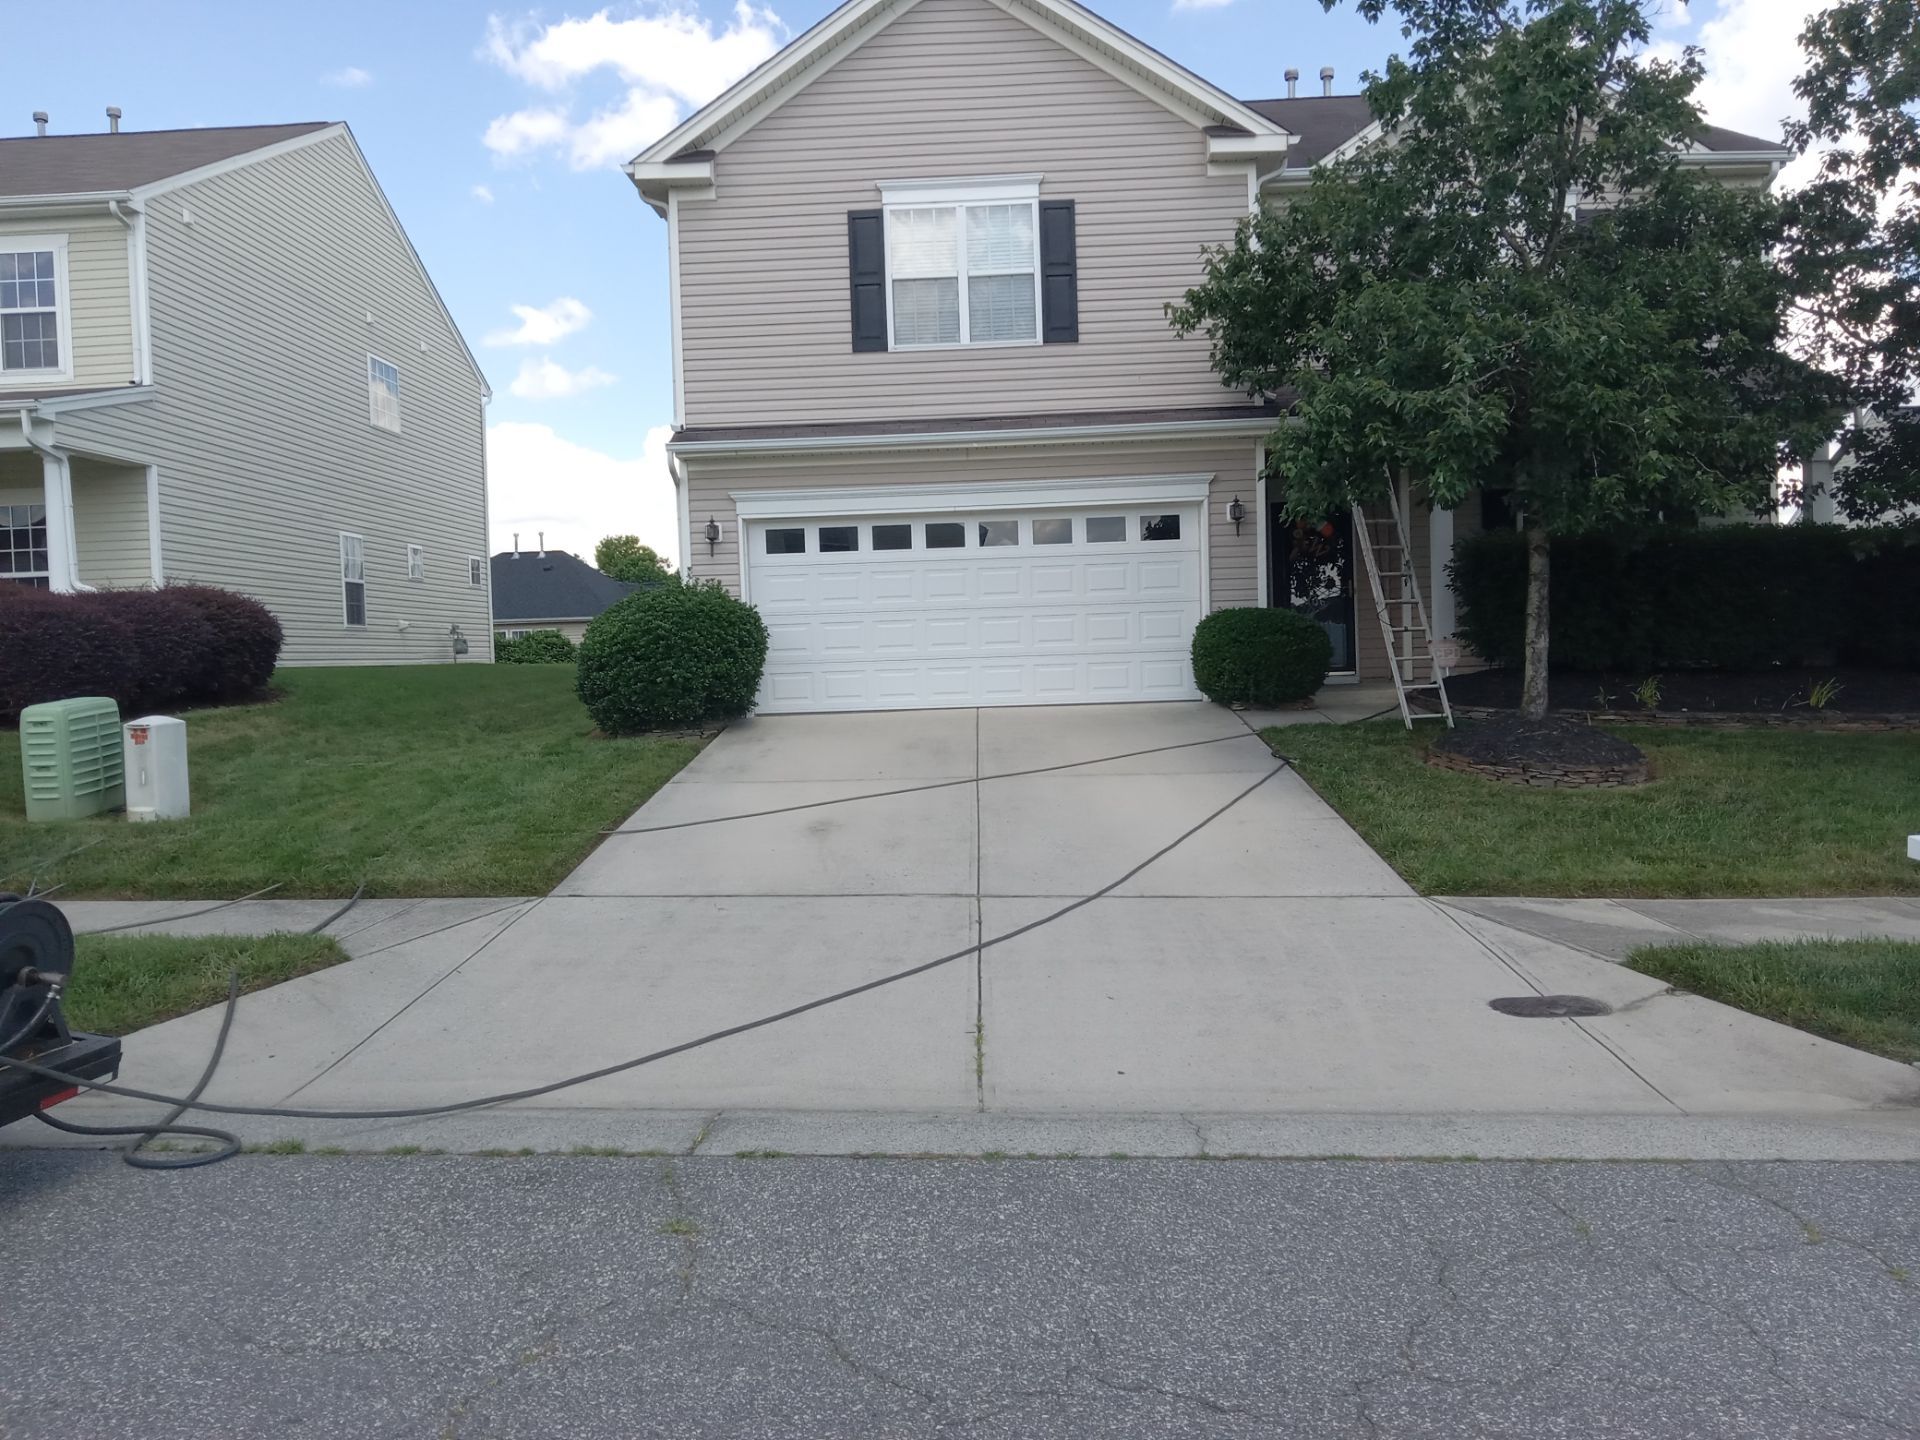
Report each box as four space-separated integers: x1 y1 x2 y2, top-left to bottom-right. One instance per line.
737 475 1211 714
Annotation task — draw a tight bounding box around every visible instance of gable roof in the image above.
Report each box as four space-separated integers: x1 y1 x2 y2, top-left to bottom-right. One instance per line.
0 122 334 199
490 550 642 624
629 0 1290 176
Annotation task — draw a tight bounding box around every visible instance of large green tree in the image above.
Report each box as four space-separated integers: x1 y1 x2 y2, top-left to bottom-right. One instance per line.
1783 0 1920 520
1171 0 1838 719
595 534 674 585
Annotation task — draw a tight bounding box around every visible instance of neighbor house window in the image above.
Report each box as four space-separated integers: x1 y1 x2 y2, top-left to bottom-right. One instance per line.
406 543 424 581
0 242 66 376
1 503 49 586
368 355 401 432
883 180 1039 349
468 555 485 587
340 532 366 625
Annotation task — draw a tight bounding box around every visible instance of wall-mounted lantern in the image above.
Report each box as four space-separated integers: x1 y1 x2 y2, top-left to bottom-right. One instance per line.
1228 496 1246 536
705 517 721 556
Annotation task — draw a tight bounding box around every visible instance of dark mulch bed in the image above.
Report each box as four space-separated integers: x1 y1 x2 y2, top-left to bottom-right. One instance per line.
1430 715 1648 769
1444 667 1920 716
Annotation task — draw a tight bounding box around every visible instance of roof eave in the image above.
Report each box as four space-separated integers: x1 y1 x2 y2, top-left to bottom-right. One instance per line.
0 191 132 212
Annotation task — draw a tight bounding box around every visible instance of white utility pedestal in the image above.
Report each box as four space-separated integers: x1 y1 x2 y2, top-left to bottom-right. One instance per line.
1910 835 1920 862
123 715 190 822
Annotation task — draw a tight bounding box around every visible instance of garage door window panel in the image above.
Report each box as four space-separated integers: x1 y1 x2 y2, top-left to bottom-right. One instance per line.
873 524 913 550
1033 518 1073 545
765 528 807 555
1085 516 1126 543
1142 514 1182 541
819 525 859 553
925 522 965 549
978 520 1019 547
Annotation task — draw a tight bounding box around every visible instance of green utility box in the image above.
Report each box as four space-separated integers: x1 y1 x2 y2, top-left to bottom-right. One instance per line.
20 696 125 822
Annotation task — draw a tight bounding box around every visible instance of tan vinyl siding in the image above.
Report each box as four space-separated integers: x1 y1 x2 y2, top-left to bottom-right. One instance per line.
56 130 494 665
677 0 1251 426
499 619 591 643
70 457 152 587
681 437 1257 611
0 213 134 389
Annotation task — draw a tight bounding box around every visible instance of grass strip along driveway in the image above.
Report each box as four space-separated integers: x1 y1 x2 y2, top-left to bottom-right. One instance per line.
1 666 704 899
1627 939 1920 1063
1267 721 1920 897
66 933 350 1035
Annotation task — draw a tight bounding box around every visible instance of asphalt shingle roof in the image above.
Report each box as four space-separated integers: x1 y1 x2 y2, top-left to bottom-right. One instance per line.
0 122 334 198
489 550 641 624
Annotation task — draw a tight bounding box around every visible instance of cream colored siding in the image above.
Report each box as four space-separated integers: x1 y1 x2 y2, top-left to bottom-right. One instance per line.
56 130 493 665
682 437 1257 611
70 457 151 587
677 0 1251 426
0 214 134 389
500 620 590 643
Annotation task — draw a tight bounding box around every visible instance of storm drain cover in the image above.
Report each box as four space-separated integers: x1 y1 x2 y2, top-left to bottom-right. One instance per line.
1488 994 1614 1018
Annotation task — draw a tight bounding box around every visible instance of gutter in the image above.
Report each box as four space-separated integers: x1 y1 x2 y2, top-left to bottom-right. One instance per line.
11 407 95 593
0 190 132 213
667 415 1281 458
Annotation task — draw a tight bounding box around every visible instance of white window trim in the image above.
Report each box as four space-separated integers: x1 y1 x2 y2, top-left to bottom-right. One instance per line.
406 542 425 582
879 176 1043 353
730 474 1214 520
367 352 401 433
468 554 485 587
0 235 74 383
339 530 366 627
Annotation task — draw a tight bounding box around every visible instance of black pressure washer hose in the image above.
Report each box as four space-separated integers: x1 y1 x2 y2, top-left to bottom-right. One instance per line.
1 762 1287 1151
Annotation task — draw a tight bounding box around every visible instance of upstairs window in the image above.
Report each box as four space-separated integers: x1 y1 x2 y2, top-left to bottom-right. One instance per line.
468 555 485 587
0 242 66 376
368 355 401 432
881 180 1041 349
340 532 366 625
406 543 425 581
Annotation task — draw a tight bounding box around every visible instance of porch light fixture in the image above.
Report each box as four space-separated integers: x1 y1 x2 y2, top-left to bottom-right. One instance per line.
704 516 721 555
1228 496 1246 535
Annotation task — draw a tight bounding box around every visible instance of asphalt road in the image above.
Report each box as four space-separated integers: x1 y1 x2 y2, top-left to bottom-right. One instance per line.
3 1153 1917 1438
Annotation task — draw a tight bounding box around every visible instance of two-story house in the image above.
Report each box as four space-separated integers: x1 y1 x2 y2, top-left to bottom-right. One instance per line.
627 0 1789 713
0 118 494 664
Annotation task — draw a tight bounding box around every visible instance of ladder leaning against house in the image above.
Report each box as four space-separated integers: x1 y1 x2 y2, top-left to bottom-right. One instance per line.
1350 487 1455 730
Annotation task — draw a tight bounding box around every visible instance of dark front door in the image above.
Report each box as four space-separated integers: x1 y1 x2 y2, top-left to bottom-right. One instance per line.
1269 503 1357 673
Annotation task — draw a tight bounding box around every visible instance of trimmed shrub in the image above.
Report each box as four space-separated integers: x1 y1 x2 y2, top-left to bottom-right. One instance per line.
0 585 139 724
495 629 578 664
162 585 284 700
0 582 283 725
1450 523 1911 671
1191 606 1334 706
575 580 769 733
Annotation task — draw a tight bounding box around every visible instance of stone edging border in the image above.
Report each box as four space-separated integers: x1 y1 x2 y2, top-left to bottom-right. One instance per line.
1424 746 1651 789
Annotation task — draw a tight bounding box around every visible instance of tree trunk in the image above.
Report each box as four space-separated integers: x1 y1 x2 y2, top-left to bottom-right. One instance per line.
1520 523 1551 721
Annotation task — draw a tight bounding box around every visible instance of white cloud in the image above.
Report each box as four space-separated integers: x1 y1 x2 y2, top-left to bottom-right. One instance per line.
507 356 617 399
471 183 495 203
323 66 374 87
486 296 593 347
480 2 784 169
488 421 679 567
1172 0 1235 10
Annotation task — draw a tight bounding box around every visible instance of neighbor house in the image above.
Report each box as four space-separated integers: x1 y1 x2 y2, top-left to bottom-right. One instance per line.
0 115 494 664
626 0 1789 712
491 542 639 642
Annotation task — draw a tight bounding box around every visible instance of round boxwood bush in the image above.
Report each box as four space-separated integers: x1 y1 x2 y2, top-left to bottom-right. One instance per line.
575 579 769 733
1190 606 1333 706
165 584 283 700
495 629 578 665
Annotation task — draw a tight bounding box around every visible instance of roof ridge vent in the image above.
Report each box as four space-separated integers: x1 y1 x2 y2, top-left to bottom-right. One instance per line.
1284 68 1299 99
32 111 48 137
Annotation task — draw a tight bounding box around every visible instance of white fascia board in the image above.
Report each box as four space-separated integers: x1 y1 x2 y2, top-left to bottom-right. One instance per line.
127 123 345 203
670 416 1279 458
626 159 716 189
1206 133 1293 164
36 385 155 415
729 472 1215 519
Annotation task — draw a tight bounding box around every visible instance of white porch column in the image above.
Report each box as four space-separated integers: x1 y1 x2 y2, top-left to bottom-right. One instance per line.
1428 502 1456 641
39 449 79 592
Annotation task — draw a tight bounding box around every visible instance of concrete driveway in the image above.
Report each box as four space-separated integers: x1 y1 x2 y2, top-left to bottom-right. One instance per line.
33 702 1920 1157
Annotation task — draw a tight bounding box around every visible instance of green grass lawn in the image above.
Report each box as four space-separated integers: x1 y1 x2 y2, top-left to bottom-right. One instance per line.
1266 721 1920 897
1626 938 1920 1062
1 666 704 899
66 932 351 1035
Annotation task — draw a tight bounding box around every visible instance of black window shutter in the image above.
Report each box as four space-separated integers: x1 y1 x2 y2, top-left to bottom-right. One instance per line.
1039 200 1078 344
847 209 887 353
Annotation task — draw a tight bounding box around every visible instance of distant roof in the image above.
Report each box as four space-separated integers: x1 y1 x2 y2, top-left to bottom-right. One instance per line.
1242 94 1788 168
0 122 334 199
672 402 1281 447
490 550 641 624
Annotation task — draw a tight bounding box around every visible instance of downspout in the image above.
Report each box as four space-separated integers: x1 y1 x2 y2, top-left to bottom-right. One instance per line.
107 199 151 385
14 408 94 592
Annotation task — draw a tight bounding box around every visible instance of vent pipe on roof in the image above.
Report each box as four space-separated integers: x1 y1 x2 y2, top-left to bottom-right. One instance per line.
1321 66 1335 96
32 111 48 137
537 531 546 557
512 532 520 558
1284 68 1299 99
106 107 122 134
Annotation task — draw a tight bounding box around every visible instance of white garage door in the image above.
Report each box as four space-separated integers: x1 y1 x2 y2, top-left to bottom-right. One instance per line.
746 503 1205 713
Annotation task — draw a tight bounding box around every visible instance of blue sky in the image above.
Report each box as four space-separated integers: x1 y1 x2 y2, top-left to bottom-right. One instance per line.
18 0 1807 564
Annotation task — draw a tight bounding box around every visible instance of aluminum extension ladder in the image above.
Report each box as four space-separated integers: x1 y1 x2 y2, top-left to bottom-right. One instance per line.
1351 487 1455 730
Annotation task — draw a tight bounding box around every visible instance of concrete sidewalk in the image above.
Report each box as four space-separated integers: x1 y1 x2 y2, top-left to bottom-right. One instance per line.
1438 895 1920 960
16 703 1920 1160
